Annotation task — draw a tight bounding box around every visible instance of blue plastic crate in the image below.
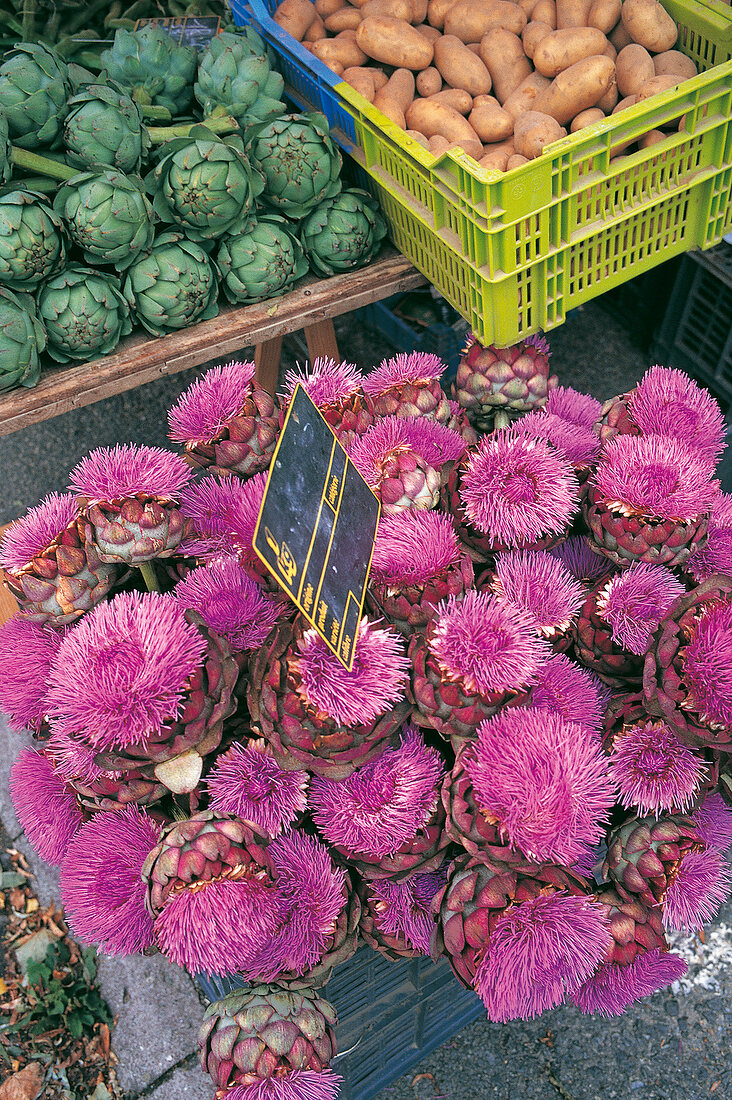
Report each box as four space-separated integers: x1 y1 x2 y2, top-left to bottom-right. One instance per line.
358 294 467 383
197 946 483 1100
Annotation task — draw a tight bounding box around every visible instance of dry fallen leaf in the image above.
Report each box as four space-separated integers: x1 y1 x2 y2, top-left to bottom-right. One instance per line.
0 1061 44 1100
25 900 38 915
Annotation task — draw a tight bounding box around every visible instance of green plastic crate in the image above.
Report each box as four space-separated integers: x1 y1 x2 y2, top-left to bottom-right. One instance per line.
240 0 732 345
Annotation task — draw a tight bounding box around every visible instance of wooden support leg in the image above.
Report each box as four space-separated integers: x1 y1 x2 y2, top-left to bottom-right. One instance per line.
0 522 18 627
304 319 339 364
254 335 284 397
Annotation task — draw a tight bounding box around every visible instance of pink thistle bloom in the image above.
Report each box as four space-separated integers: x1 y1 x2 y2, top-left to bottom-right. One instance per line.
168 360 256 445
10 749 83 865
0 618 63 731
459 431 578 545
594 435 718 523
607 720 705 816
370 511 460 587
206 741 308 836
549 535 614 587
628 365 726 466
547 386 602 429
570 948 688 1017
362 351 446 395
528 653 608 734
474 891 611 1022
467 707 615 865
47 729 108 784
225 1069 342 1100
308 726 443 858
682 601 732 729
662 848 732 931
281 358 363 408
0 493 80 572
595 563 685 655
693 793 732 852
369 869 447 953
69 444 191 503
154 875 286 974
429 590 551 696
514 410 600 468
60 805 160 954
685 495 732 581
174 556 287 652
47 591 207 752
350 417 466 479
292 618 409 727
179 472 267 560
489 549 585 638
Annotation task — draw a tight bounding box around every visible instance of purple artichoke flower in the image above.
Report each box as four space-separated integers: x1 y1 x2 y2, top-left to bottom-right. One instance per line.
571 948 687 1017
607 719 705 816
595 562 685 655
594 435 718 524
369 869 447 954
488 549 584 639
206 741 309 836
546 386 602 429
628 365 726 467
0 617 64 731
693 793 732 852
174 556 287 654
527 653 609 735
10 748 83 864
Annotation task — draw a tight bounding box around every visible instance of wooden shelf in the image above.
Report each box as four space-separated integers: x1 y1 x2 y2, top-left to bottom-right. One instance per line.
0 249 426 437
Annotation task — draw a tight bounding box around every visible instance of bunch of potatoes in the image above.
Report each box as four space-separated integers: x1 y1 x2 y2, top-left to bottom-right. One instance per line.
272 0 700 170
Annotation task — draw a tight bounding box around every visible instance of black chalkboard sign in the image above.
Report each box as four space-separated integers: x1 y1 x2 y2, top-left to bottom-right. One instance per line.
134 16 221 50
253 385 380 670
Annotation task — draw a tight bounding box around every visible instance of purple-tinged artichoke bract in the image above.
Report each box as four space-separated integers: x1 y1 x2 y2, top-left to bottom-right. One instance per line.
363 350 452 423
455 333 557 431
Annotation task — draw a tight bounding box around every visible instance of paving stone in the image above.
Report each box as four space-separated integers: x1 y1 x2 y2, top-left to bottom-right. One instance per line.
0 716 33 839
145 1057 212 1100
14 834 61 909
14 927 56 975
97 952 205 1094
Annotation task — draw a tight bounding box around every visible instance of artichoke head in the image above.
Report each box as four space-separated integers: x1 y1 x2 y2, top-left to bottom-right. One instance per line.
0 285 46 391
38 264 132 363
0 42 69 149
217 213 308 304
53 169 155 269
194 30 285 132
124 231 219 336
300 188 387 276
245 112 342 220
0 190 66 289
63 82 150 174
0 109 10 184
100 25 197 116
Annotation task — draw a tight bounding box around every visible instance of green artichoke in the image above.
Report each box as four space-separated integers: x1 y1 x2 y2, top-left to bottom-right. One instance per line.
53 169 155 270
217 213 308 304
124 231 219 336
0 43 69 150
63 83 150 173
38 264 132 362
194 30 285 132
245 113 342 220
300 188 387 276
0 110 10 184
100 25 197 116
0 286 46 391
147 128 264 242
0 190 66 289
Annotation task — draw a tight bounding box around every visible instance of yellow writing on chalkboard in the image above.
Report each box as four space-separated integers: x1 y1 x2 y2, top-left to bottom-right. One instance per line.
327 474 339 508
302 583 314 614
317 600 328 630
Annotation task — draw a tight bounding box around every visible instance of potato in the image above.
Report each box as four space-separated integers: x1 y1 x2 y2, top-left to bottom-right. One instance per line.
446 137 484 157
518 0 539 17
469 98 514 138
315 0 345 16
325 5 363 28
321 57 346 75
385 67 417 108
570 105 604 129
507 152 530 167
427 0 459 27
555 0 591 27
406 128 431 148
522 20 554 58
620 0 678 52
503 70 552 118
343 65 377 98
304 12 327 39
428 134 452 153
531 0 556 25
361 0 412 20
612 92 638 112
434 34 493 94
405 96 483 144
654 50 698 80
274 0 317 39
429 87 474 112
479 139 514 169
372 68 390 88
533 53 615 122
416 23 442 39
533 27 608 76
608 20 632 49
373 93 407 125
312 30 368 65
412 0 430 21
587 0 620 32
356 15 435 66
445 0 527 40
513 109 566 156
615 42 655 97
635 73 682 99
595 76 618 110
417 66 443 95
602 39 616 59
638 127 666 147
479 28 533 102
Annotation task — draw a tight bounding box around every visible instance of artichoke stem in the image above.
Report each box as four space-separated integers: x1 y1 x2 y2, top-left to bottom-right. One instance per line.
147 115 239 143
138 560 160 593
66 0 110 35
106 17 136 29
2 175 57 194
10 147 78 181
140 104 172 123
492 409 511 431
21 0 36 43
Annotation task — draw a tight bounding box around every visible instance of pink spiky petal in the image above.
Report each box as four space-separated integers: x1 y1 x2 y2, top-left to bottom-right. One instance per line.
225 1070 342 1100
47 729 108 784
547 386 602 429
206 742 308 836
370 510 461 587
607 721 705 816
350 416 466 482
10 749 83 865
69 444 191 503
693 793 732 852
549 536 614 587
595 563 685 655
308 726 443 858
629 365 726 466
281 358 363 408
0 493 80 572
362 351 446 395
515 411 600 468
429 590 551 696
47 591 207 752
60 806 160 954
467 707 616 865
528 653 608 735
168 360 256 445
370 870 446 953
662 848 732 931
0 618 64 731
179 472 267 561
474 891 611 1022
570 949 688 1017
489 549 584 637
292 618 409 727
594 434 718 523
682 601 732 729
685 496 732 580
459 431 578 545
174 556 287 652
